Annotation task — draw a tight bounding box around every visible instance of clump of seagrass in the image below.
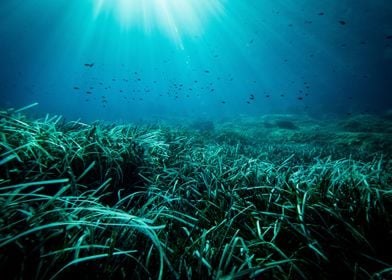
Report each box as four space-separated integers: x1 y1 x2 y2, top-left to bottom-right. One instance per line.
140 140 392 279
0 107 157 204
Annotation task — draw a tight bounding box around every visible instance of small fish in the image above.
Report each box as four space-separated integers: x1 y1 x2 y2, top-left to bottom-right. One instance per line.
318 12 325 16
73 86 80 90
204 70 210 73
297 97 303 100
248 39 254 44
84 63 94 67
386 35 392 40
339 20 346 25
221 101 226 104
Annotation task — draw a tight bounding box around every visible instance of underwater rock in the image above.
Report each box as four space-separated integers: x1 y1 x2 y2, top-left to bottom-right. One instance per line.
190 120 214 132
275 120 298 130
382 109 392 120
339 115 392 133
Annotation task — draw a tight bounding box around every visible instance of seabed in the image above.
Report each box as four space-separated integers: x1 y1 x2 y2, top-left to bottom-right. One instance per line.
1 105 391 279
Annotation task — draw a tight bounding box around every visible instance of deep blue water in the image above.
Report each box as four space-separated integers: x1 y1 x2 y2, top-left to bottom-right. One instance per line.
0 0 391 122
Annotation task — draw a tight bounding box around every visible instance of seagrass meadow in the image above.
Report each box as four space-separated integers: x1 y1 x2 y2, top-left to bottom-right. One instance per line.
1 105 391 280
1 1 392 279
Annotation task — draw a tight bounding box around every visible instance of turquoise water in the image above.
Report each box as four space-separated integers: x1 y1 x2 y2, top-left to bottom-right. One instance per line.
0 0 391 122
1 2 392 279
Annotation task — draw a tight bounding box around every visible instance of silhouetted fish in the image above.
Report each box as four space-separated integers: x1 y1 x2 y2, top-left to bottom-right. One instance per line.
84 63 94 67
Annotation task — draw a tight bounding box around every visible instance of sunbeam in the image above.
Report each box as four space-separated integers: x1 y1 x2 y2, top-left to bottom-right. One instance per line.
92 0 224 47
